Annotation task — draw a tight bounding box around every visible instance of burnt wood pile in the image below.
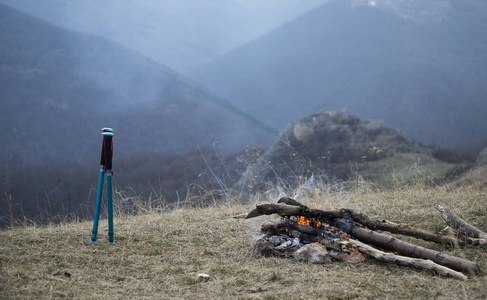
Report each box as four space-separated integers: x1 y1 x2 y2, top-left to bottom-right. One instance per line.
242 198 487 281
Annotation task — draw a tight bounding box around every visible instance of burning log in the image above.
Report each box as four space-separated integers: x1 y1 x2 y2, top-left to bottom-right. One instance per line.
244 198 483 278
260 221 352 252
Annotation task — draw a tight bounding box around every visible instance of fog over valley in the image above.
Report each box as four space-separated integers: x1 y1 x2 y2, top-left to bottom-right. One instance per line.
195 0 487 146
0 0 329 75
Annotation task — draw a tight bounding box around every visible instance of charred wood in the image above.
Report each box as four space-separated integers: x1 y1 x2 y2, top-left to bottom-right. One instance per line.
262 221 342 240
260 221 350 252
277 197 303 206
245 202 345 220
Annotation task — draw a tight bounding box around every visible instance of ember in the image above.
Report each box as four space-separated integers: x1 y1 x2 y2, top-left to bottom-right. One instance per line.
284 215 349 240
296 216 320 227
242 198 487 281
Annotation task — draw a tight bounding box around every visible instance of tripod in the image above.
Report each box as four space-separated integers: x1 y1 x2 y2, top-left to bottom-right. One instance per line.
90 128 115 245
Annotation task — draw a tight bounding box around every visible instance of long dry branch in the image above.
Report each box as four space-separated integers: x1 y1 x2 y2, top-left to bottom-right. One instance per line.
348 239 468 280
245 202 346 220
362 218 487 248
349 225 480 275
435 203 487 239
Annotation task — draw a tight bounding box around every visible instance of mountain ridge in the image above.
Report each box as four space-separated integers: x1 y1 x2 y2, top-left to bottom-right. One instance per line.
0 3 274 167
194 0 487 146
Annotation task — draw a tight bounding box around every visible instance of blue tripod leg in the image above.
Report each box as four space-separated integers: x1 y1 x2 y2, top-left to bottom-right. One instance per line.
90 165 105 244
90 128 115 245
107 170 115 244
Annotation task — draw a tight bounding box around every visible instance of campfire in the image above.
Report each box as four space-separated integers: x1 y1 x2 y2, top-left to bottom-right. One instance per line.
242 198 487 281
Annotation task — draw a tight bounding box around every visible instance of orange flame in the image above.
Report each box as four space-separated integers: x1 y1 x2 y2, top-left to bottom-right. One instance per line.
297 216 321 228
293 215 350 237
286 216 322 238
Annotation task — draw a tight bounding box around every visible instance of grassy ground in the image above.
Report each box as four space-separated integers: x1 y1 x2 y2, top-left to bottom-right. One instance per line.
1 177 487 299
354 153 457 186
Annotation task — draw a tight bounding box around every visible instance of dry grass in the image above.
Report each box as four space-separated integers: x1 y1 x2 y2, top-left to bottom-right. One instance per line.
1 177 487 299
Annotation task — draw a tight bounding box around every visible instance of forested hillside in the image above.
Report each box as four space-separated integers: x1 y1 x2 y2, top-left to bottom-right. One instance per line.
195 0 487 146
0 4 273 166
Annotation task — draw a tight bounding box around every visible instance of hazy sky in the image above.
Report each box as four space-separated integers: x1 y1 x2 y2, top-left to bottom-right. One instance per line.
0 0 329 74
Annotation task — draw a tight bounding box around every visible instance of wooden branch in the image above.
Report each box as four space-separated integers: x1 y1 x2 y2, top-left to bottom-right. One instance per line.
348 239 468 280
262 221 328 238
435 204 487 239
245 202 346 220
356 218 463 245
350 225 480 275
246 202 479 246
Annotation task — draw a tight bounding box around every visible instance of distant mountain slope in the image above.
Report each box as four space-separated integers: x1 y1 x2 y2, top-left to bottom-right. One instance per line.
194 0 487 146
0 0 329 75
0 3 273 167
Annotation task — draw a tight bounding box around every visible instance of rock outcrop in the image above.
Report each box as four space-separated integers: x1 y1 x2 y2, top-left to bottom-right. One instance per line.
237 110 429 192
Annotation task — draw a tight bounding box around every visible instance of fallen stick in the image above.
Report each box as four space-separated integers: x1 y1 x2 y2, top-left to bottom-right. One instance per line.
435 203 487 239
349 225 480 275
245 202 345 220
362 218 487 248
348 239 468 280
